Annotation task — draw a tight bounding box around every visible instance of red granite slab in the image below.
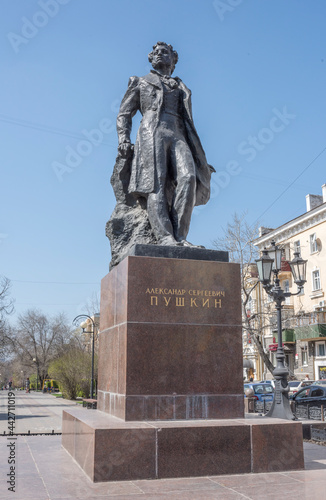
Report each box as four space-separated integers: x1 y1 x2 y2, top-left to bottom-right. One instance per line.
62 410 305 482
98 256 243 421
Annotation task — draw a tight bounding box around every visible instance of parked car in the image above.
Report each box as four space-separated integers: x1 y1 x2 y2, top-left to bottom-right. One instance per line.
244 383 274 402
291 384 326 403
288 381 301 397
288 380 315 397
314 380 326 386
258 380 275 389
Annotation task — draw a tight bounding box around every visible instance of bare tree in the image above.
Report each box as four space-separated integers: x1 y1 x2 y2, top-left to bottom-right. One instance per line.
0 276 14 319
83 291 100 317
213 212 276 376
0 276 14 359
3 309 72 386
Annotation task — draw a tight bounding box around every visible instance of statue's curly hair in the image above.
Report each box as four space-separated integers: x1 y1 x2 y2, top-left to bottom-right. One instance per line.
148 42 179 74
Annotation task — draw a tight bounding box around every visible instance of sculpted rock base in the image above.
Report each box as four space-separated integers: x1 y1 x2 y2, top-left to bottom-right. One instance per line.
106 203 156 269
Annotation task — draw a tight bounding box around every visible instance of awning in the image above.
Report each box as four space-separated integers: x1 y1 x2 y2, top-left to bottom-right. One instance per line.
243 359 254 369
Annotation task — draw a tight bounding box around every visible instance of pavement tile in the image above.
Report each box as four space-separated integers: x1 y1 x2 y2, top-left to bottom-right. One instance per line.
232 481 326 500
44 475 144 498
283 469 326 483
0 476 49 499
134 477 225 494
76 493 249 500
209 471 301 487
11 464 40 476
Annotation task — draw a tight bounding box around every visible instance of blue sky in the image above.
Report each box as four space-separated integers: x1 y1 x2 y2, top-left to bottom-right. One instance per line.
1 0 326 323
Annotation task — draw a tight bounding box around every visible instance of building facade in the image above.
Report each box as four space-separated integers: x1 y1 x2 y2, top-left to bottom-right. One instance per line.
253 184 326 381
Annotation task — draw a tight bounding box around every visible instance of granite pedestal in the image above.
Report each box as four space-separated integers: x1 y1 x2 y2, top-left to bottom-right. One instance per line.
62 411 304 482
62 248 305 481
97 252 243 420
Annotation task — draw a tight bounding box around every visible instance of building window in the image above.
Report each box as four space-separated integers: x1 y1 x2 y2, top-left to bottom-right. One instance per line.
281 247 291 261
270 351 276 366
302 350 308 366
310 233 317 254
312 269 321 291
283 279 290 305
316 343 326 357
294 240 301 256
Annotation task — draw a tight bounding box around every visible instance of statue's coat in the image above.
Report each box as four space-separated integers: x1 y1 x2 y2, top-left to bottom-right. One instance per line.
116 71 213 206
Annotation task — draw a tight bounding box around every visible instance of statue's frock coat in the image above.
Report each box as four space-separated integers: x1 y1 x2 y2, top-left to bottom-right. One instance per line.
117 71 213 206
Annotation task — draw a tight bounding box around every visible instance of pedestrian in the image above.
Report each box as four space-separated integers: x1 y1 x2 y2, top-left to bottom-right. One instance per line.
305 374 310 381
25 377 30 393
249 377 254 382
8 381 12 389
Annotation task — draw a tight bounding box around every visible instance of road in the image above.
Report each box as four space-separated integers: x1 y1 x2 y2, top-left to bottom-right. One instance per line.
0 389 83 434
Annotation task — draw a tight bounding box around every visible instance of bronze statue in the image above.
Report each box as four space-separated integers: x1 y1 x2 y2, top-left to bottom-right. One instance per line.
107 42 215 266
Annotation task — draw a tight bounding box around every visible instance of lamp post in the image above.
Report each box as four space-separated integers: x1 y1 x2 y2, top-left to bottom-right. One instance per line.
256 240 307 419
33 358 39 392
73 314 96 399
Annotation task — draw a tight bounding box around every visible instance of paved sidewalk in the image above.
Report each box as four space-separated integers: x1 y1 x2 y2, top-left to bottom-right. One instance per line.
0 389 83 434
1 390 326 499
0 438 325 499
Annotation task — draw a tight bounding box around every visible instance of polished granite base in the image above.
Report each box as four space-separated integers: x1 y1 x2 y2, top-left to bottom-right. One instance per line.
98 255 244 421
62 409 305 482
128 243 229 262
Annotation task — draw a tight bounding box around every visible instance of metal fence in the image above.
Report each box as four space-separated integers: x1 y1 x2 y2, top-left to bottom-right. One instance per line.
293 403 326 421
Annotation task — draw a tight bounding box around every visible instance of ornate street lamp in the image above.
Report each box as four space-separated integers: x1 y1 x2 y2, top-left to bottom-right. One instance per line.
289 251 307 287
73 314 96 399
255 249 273 286
256 240 307 419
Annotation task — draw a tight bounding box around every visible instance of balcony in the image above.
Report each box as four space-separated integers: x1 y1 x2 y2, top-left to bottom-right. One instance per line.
273 329 295 343
293 311 326 341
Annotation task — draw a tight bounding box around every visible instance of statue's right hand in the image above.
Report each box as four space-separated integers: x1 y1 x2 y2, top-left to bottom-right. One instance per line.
118 142 132 157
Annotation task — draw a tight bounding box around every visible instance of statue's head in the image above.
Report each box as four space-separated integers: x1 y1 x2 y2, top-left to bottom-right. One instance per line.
148 42 179 74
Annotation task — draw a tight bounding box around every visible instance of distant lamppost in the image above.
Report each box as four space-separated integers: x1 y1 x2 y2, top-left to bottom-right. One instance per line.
73 314 96 399
33 358 39 392
256 240 307 419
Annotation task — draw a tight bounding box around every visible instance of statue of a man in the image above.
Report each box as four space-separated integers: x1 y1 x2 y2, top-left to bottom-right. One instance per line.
114 41 215 248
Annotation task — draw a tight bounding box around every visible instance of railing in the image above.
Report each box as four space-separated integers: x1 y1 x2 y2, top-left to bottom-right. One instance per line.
293 402 326 421
255 400 273 414
247 399 326 420
245 398 273 414
294 311 326 327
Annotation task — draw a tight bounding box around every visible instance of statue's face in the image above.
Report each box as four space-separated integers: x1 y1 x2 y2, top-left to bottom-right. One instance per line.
151 44 173 71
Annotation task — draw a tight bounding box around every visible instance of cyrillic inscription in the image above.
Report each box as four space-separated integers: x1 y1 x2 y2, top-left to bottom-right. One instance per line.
146 287 226 309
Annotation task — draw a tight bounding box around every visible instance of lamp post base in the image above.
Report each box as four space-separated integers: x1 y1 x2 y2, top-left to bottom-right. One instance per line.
265 378 296 420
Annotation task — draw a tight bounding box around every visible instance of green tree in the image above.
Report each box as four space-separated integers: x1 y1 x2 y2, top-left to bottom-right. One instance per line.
48 344 96 400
